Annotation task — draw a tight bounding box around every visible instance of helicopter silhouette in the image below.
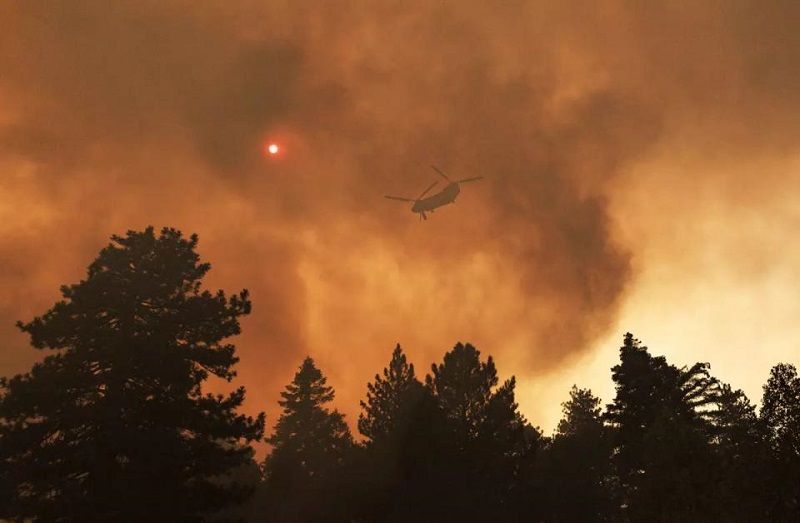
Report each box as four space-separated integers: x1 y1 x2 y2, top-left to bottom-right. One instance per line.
384 166 483 220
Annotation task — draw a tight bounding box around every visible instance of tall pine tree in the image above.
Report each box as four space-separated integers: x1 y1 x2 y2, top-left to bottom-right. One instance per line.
535 386 615 521
425 342 529 519
0 227 264 521
262 357 353 522
711 384 769 520
352 344 431 520
760 363 800 520
359 344 423 445
605 333 720 521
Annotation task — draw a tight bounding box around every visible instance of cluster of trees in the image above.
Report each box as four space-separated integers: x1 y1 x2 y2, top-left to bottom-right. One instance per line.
0 227 798 522
252 342 800 522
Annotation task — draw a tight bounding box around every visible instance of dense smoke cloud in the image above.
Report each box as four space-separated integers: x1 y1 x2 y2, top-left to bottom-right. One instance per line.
1 1 798 428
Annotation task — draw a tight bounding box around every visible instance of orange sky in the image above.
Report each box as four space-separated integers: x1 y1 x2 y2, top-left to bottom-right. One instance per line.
1 1 798 435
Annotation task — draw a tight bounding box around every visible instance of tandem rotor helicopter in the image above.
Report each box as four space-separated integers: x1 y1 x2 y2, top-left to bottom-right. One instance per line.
384 166 483 220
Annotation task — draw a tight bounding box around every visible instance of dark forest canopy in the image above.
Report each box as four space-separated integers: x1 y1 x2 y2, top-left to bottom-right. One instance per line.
1 227 798 522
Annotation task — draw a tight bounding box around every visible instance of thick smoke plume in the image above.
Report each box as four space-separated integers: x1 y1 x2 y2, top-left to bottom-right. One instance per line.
1 1 798 427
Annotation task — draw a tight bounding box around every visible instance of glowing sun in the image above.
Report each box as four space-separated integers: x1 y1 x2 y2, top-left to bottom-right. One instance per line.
266 143 279 155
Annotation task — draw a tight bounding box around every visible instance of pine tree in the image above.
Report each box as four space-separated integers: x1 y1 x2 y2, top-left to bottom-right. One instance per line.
605 333 680 481
0 227 264 521
531 387 615 521
351 345 430 520
760 363 800 520
711 384 769 521
556 386 604 438
263 357 353 522
605 333 721 521
358 344 423 445
427 342 499 446
425 342 529 519
761 364 800 455
605 334 718 476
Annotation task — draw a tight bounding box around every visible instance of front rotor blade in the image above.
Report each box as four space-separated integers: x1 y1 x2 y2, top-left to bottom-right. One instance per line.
417 181 438 200
385 195 415 202
430 165 451 182
456 176 484 183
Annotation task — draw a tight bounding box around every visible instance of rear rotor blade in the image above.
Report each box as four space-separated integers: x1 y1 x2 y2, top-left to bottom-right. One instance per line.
456 176 484 183
417 181 438 200
385 195 415 202
430 165 451 182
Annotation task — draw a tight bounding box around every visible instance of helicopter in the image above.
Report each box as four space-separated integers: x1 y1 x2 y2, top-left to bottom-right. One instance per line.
384 166 483 220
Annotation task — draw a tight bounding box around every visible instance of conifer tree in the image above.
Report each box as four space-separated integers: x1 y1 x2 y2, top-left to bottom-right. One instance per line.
557 386 604 437
761 364 800 455
760 363 800 520
425 342 529 519
351 345 431 520
358 344 423 444
262 357 353 522
605 334 718 476
605 333 721 521
536 386 615 521
265 357 352 480
427 342 500 445
0 227 264 521
711 384 769 520
605 333 680 480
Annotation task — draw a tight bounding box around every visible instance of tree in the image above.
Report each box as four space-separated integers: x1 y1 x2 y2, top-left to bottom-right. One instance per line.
760 363 800 520
424 342 529 519
427 342 500 446
358 344 424 445
605 333 720 521
0 227 265 521
535 386 615 521
353 345 426 519
710 384 769 521
605 333 681 482
262 357 354 522
556 386 605 438
761 364 800 456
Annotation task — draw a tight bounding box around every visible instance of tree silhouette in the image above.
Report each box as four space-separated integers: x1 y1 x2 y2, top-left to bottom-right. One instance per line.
605 333 721 520
760 363 800 520
605 333 678 482
352 344 429 519
358 343 424 445
427 342 498 441
425 342 529 519
711 384 770 520
262 357 353 522
535 386 615 521
0 227 264 521
761 364 800 456
1 231 797 523
557 386 604 437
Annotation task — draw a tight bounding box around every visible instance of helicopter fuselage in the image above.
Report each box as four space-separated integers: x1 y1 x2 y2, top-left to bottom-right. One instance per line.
385 167 482 220
411 182 460 214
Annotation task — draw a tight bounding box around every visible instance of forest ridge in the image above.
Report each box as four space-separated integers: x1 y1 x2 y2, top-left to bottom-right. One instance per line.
1 227 798 522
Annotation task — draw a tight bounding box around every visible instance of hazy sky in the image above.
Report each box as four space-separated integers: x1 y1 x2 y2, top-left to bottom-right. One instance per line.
1 1 798 434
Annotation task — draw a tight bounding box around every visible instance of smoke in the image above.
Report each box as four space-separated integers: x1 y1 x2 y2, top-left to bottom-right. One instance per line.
1 1 798 430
